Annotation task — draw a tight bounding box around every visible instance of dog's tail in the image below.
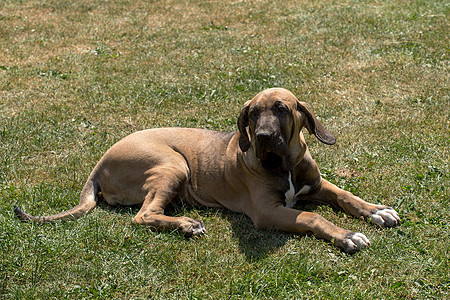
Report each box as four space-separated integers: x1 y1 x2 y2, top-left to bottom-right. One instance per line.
14 174 99 223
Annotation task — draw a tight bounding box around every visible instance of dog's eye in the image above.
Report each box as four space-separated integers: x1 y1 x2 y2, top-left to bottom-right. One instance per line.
276 104 289 114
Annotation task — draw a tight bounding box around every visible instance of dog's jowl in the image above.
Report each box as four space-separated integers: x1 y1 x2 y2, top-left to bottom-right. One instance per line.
15 88 400 252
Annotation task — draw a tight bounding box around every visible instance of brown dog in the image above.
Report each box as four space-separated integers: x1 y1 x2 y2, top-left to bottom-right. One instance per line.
15 88 400 252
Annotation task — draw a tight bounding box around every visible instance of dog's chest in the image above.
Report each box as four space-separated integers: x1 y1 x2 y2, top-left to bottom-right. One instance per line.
284 172 311 208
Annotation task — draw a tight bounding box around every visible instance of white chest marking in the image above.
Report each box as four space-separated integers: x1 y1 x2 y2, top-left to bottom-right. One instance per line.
284 172 296 208
295 185 311 196
284 172 311 208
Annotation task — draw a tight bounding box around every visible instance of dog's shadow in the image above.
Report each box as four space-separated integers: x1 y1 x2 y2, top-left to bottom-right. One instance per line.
221 202 325 259
221 210 295 260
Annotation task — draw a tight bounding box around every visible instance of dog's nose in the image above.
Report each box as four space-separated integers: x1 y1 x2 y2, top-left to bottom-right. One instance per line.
256 132 273 143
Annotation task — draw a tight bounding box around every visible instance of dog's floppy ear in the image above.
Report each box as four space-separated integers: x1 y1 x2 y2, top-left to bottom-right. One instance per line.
297 101 336 145
238 101 251 152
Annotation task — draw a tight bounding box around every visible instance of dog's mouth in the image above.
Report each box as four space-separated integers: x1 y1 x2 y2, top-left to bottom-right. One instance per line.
254 134 288 170
260 149 283 170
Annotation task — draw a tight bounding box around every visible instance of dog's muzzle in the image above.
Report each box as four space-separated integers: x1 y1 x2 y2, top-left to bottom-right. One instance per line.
255 131 287 170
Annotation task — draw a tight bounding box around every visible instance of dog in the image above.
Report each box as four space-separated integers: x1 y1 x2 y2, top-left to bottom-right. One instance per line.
14 88 400 252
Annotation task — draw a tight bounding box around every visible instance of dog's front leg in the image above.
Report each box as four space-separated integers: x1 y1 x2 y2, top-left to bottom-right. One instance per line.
251 206 370 253
308 179 400 227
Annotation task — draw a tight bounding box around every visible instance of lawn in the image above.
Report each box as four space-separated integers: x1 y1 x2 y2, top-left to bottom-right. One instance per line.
0 0 448 298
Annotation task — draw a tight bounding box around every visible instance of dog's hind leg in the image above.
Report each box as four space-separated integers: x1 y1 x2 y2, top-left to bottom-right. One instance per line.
131 165 206 238
14 175 99 223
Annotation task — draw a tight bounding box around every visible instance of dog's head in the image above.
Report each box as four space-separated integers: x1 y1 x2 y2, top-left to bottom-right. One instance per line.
238 88 336 171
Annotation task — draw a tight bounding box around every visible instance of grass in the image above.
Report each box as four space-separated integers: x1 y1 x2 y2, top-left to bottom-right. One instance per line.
0 0 448 298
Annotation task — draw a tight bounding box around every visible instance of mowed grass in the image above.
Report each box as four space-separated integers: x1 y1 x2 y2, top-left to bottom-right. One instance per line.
0 0 448 298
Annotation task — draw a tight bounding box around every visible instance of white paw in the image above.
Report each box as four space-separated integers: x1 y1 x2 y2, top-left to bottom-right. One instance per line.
342 232 371 253
181 217 206 238
192 223 207 236
369 208 400 227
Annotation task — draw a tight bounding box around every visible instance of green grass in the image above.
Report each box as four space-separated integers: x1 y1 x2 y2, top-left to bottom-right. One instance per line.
1 0 448 298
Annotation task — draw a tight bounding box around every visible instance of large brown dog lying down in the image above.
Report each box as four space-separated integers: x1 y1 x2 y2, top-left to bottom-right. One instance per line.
15 88 400 252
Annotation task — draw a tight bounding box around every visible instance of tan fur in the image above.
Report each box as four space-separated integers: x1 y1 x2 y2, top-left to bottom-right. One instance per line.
15 88 400 252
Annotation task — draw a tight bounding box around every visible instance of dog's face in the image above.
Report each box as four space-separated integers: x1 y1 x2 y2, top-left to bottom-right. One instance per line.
238 88 336 171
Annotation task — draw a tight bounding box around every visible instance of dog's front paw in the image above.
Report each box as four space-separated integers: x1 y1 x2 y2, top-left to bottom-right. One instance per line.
337 232 371 253
180 217 206 238
369 207 400 228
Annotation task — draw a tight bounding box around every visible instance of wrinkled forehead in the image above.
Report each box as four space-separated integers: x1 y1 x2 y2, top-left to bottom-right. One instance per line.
250 88 298 108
